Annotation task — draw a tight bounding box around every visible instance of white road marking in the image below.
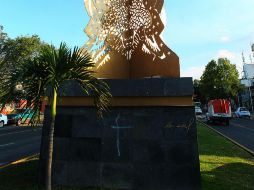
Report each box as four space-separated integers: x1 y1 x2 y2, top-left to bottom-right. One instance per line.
0 142 15 147
230 122 254 133
0 128 41 137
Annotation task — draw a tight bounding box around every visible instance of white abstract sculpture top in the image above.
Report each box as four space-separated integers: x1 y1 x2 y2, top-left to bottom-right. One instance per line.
84 0 180 79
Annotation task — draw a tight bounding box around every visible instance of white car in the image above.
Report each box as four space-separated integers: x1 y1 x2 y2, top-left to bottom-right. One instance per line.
0 113 8 127
235 107 251 118
195 106 202 115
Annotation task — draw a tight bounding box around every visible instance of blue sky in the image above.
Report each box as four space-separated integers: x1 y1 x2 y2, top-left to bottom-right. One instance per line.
1 0 254 79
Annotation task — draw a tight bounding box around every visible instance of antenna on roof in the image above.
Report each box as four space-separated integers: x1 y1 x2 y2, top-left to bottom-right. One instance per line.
242 52 246 64
241 52 247 79
251 43 254 60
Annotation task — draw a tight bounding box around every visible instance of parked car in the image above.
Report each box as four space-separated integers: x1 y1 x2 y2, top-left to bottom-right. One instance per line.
0 114 8 127
234 107 251 118
206 99 232 125
195 106 202 115
7 108 34 126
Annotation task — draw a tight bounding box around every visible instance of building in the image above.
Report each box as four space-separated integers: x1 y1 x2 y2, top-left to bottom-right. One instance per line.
240 64 254 111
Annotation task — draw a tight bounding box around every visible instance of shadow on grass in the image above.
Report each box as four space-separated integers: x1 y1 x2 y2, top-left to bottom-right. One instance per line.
0 159 108 190
0 159 40 190
201 162 254 190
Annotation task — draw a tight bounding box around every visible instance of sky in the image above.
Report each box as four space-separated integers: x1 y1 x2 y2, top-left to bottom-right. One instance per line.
1 0 254 79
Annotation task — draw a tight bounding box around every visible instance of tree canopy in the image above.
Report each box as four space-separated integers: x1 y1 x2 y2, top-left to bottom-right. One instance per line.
200 58 243 101
0 34 47 76
0 25 8 62
3 35 44 60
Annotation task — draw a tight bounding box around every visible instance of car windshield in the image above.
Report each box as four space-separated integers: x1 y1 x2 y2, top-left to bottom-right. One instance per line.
240 108 248 111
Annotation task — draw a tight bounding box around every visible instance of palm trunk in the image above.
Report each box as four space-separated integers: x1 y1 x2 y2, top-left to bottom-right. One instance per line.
45 89 57 190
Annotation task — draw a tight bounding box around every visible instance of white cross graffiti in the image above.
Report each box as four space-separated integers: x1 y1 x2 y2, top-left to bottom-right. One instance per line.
111 114 132 157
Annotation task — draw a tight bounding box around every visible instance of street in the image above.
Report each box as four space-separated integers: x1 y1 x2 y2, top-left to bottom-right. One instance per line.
0 126 42 167
205 117 254 152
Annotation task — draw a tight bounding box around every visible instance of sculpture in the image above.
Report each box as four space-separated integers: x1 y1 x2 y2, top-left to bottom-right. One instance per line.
84 0 180 78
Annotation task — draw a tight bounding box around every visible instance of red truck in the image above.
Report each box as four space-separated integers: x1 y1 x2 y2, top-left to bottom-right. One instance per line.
206 99 232 125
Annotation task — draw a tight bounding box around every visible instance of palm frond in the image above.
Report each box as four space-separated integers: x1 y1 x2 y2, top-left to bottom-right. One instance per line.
0 42 111 124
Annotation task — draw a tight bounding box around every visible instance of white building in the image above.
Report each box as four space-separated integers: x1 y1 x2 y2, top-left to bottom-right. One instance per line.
240 63 254 111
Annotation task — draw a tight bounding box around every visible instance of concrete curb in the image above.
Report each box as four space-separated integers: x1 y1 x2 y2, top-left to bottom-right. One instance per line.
0 154 39 170
197 120 254 157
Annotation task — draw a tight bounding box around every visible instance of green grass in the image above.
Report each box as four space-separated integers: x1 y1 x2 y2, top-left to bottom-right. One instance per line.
198 122 254 190
0 122 254 190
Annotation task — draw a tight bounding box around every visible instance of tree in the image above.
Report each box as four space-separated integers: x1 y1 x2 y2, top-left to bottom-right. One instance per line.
193 79 203 103
0 35 46 76
0 43 111 190
0 25 7 43
0 25 8 63
200 58 242 101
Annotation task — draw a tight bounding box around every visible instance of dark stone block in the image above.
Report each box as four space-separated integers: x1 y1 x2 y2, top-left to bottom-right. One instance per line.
102 163 134 189
53 137 70 161
133 164 201 190
52 161 69 186
104 78 194 97
162 141 198 165
40 78 201 190
102 138 131 163
101 110 135 139
40 137 71 161
55 78 193 97
72 115 102 138
70 138 101 162
54 114 73 137
131 140 165 164
68 161 100 187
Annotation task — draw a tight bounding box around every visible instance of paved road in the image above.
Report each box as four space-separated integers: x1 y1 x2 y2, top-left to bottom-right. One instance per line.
206 118 254 152
0 126 42 166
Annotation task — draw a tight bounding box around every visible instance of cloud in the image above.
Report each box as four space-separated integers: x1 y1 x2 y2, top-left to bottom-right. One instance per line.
220 36 230 43
181 66 205 80
217 49 236 59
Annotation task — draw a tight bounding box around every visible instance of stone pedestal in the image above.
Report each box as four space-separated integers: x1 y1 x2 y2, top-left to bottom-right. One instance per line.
39 78 202 190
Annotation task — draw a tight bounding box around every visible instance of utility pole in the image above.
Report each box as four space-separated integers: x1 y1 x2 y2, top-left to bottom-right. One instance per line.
242 52 247 79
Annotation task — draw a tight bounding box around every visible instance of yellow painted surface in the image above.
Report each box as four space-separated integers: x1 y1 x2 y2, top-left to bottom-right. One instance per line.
47 97 193 107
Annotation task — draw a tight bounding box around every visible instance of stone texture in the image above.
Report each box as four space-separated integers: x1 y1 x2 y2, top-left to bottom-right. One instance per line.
40 78 201 190
54 78 193 97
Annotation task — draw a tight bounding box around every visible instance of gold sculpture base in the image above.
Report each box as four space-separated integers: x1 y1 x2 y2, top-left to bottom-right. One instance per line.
94 47 180 79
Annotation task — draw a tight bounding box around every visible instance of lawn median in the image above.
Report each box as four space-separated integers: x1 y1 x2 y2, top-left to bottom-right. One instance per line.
0 122 254 190
198 121 254 190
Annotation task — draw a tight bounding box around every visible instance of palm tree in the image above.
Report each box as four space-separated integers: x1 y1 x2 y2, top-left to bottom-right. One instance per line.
0 43 111 190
